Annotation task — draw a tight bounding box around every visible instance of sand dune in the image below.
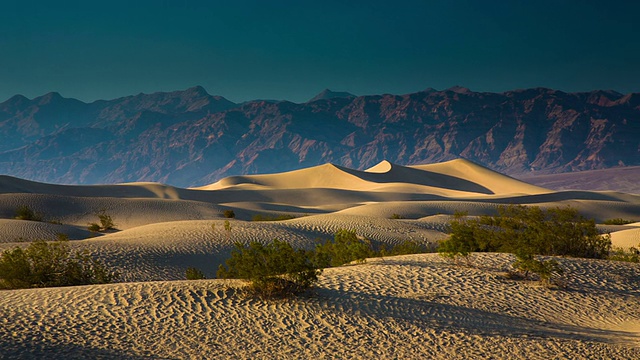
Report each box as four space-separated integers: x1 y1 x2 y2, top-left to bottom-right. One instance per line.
1 159 640 358
1 254 638 359
611 227 640 249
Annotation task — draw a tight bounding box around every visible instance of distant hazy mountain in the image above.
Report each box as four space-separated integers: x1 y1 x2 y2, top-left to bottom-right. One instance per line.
0 86 638 187
307 89 357 102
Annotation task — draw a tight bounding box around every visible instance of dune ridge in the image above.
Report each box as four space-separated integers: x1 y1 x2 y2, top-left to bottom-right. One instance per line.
1 159 639 358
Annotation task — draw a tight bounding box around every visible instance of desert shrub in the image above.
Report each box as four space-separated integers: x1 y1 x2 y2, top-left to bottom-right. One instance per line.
14 206 42 222
217 239 321 297
437 211 484 265
378 240 430 257
97 211 116 231
608 247 640 263
0 239 118 289
390 213 403 219
603 218 634 225
88 211 116 232
512 250 564 287
252 214 296 222
440 205 611 261
314 229 373 268
186 267 206 280
223 210 236 219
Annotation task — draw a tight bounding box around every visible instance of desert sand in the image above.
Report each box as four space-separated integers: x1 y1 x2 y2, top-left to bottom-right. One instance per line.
0 159 639 358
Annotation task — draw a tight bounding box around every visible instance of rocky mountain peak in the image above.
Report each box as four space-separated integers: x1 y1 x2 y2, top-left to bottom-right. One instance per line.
308 89 357 103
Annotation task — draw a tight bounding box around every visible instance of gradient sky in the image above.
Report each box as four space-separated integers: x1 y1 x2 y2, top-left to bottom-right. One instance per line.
1 0 638 103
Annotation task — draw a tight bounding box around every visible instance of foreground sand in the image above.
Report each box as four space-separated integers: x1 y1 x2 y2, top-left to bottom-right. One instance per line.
1 159 639 358
1 253 639 359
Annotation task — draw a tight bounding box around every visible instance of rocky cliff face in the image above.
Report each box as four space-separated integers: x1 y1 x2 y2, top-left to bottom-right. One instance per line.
0 86 637 187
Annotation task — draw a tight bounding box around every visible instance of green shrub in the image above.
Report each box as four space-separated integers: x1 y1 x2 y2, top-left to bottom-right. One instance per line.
217 239 321 297
97 211 116 231
603 218 634 225
378 239 430 257
439 205 611 261
88 211 116 232
223 210 236 219
608 247 640 263
314 229 373 268
14 206 42 222
390 213 403 219
0 239 118 289
252 214 296 222
186 267 206 280
512 250 564 287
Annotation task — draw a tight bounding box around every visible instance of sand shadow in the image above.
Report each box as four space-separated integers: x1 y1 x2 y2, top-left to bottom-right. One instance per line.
310 285 637 345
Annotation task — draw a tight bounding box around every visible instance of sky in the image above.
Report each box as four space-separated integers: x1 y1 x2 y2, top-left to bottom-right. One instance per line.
1 0 639 103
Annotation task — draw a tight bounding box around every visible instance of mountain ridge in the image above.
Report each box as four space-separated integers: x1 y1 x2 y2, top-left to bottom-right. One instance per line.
0 86 638 187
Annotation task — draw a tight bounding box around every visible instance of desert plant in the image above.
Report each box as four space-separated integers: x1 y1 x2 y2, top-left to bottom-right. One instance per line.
603 218 634 225
0 239 118 289
512 251 564 287
437 212 480 265
314 229 373 268
217 239 321 297
186 267 206 280
88 211 116 232
223 210 236 219
390 213 403 219
440 205 611 261
97 210 116 231
608 247 640 263
14 206 42 222
252 214 296 222
379 239 430 257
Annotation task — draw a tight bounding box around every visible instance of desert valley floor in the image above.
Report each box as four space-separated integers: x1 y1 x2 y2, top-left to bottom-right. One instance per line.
1 159 639 358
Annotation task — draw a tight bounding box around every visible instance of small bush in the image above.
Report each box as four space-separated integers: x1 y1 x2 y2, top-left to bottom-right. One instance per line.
603 218 634 225
390 213 404 219
97 211 116 231
14 206 42 222
608 247 640 263
186 267 206 280
88 211 116 232
223 210 236 219
217 239 321 298
252 214 296 222
0 239 118 289
512 251 564 288
379 240 430 257
439 205 612 260
314 229 372 268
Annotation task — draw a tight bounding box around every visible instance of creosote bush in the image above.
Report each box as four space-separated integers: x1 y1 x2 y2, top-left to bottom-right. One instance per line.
88 210 116 232
186 267 206 280
603 218 634 225
252 214 296 222
608 247 640 263
14 206 42 222
314 229 372 268
217 229 431 298
0 239 118 289
223 210 236 219
217 239 321 298
439 205 611 261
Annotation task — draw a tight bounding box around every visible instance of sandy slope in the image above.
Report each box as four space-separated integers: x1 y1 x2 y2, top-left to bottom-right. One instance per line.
1 159 640 358
1 254 638 359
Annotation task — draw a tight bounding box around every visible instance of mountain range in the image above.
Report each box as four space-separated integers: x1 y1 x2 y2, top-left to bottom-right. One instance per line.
0 86 638 188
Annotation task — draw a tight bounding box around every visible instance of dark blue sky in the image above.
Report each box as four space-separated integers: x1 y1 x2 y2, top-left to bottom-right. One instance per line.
1 0 638 103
